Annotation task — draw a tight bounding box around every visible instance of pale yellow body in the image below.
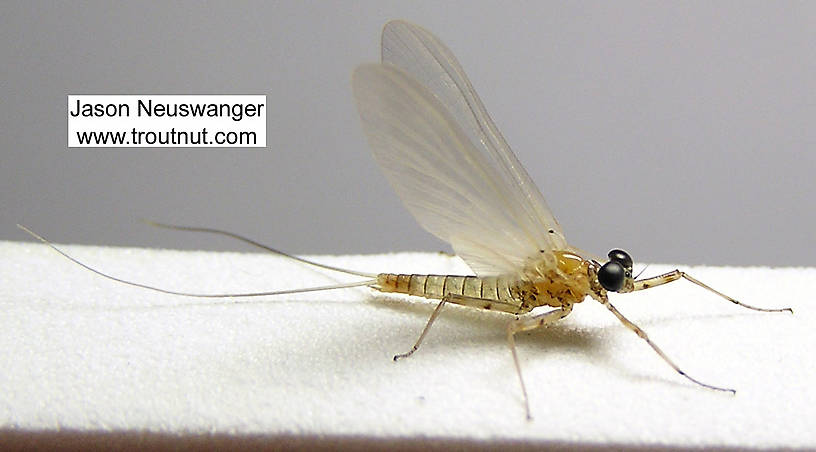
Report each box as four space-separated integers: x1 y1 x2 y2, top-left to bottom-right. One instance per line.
375 251 594 314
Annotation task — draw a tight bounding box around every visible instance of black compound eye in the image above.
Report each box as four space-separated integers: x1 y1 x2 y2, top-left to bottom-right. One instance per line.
598 261 625 292
607 249 633 269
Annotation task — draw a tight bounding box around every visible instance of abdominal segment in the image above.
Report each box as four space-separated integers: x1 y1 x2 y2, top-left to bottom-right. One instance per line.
376 273 525 313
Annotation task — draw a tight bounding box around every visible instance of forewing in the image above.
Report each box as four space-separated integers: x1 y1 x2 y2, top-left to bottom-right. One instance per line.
353 63 557 276
381 22 566 246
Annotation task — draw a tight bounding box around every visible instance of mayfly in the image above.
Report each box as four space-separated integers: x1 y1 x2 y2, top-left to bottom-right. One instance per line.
20 20 792 419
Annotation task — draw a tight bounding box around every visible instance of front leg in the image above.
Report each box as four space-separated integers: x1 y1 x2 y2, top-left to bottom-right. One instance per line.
598 296 735 394
633 270 792 313
507 305 573 420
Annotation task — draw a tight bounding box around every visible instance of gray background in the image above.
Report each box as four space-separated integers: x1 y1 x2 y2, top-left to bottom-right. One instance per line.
2 1 814 267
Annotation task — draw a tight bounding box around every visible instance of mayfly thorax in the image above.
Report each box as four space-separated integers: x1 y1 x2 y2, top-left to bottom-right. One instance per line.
19 20 792 419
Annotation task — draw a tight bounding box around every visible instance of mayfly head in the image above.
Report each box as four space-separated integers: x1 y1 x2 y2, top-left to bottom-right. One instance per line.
597 249 635 293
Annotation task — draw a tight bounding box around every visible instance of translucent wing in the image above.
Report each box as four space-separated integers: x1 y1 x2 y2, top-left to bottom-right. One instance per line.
352 21 567 276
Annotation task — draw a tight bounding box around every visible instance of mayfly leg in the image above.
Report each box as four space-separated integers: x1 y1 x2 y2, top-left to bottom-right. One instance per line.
394 293 522 360
598 295 736 394
394 298 448 361
633 270 793 313
506 305 573 420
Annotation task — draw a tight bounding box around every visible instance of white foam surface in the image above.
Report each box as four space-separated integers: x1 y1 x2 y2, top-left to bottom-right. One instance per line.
1 240 813 448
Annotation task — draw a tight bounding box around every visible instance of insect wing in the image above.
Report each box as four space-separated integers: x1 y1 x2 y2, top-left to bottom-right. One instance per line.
351 21 566 276
353 62 556 276
381 21 566 251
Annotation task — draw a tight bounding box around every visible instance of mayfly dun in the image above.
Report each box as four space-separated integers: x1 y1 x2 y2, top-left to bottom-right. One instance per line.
20 20 792 419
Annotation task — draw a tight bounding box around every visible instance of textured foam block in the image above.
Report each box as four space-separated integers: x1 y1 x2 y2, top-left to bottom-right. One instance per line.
1 240 813 449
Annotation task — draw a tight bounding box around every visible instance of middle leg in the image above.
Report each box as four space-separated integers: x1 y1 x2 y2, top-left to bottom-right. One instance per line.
507 305 573 420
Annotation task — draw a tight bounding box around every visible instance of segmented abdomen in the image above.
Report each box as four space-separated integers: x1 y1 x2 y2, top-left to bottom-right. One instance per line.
376 273 524 313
